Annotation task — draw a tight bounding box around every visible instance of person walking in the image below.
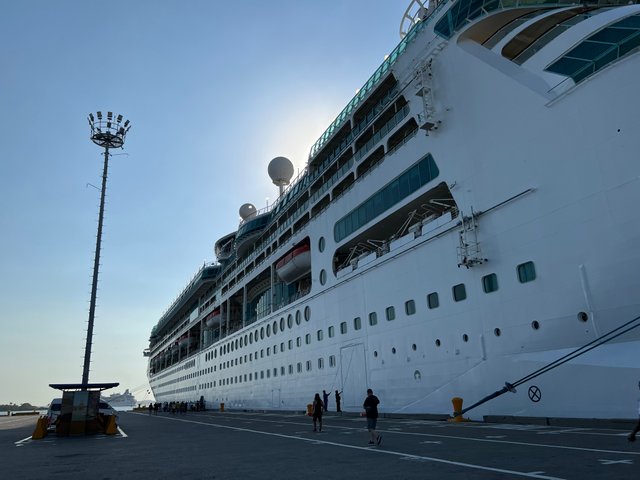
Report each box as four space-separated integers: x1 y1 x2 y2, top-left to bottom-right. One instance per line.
322 390 330 413
335 390 342 413
312 393 324 432
629 380 640 442
363 388 381 446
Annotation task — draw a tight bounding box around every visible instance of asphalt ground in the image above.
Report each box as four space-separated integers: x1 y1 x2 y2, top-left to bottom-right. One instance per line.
1 411 638 480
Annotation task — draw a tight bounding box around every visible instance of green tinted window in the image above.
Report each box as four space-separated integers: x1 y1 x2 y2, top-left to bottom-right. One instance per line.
482 273 499 293
427 292 439 309
334 154 440 242
453 283 467 302
546 13 640 83
517 261 536 283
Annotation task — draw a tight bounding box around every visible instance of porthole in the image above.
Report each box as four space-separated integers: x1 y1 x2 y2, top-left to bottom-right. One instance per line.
280 317 285 331
532 320 540 330
296 310 301 325
462 334 469 342
494 328 501 337
287 314 293 328
435 339 441 347
320 269 327 285
374 351 378 357
266 324 271 337
577 312 588 322
414 370 422 380
411 344 417 351
273 321 278 334
235 339 238 349
304 306 311 321
260 327 265 340
318 236 325 252
391 347 396 354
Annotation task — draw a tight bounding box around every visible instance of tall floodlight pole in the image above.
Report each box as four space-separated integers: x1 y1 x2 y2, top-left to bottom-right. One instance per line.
83 111 131 387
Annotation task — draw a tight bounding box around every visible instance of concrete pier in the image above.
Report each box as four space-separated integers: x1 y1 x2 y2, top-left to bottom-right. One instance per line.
2 411 637 479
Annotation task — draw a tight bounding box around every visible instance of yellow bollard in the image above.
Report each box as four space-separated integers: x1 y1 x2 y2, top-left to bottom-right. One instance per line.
31 416 49 439
220 402 225 412
306 404 313 417
449 397 470 422
105 415 118 435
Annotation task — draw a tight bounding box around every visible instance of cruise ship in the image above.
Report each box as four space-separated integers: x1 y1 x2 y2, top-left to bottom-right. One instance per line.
145 0 640 420
102 389 137 408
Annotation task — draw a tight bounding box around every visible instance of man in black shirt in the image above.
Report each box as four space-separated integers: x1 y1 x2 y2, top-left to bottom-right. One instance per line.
363 388 381 446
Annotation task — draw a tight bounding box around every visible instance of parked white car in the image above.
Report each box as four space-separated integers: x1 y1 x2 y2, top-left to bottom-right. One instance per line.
46 398 62 430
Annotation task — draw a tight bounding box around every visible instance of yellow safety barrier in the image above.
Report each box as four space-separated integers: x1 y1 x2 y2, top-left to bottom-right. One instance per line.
31 416 49 440
104 415 118 435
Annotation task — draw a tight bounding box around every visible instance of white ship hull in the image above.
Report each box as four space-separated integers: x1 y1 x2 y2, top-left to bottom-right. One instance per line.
147 0 640 420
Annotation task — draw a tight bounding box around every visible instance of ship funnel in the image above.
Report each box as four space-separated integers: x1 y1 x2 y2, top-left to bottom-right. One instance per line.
268 156 294 197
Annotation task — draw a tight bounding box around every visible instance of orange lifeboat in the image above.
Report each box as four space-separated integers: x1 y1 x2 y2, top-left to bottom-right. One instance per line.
205 308 221 328
275 243 311 284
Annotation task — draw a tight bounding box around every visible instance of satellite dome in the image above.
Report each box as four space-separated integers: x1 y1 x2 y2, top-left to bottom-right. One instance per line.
268 156 294 187
239 203 257 220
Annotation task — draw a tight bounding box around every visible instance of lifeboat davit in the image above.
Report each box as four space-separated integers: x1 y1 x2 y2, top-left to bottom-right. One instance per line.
276 244 311 284
205 308 222 328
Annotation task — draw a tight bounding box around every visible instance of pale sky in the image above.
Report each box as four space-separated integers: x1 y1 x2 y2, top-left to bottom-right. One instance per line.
0 0 407 406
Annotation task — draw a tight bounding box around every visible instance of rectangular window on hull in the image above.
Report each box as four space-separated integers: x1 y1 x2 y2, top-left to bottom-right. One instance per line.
405 299 416 315
369 312 378 326
386 306 396 321
453 283 467 302
482 273 499 293
517 261 536 283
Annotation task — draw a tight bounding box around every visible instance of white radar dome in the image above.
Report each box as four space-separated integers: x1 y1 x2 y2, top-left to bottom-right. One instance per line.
239 203 257 220
268 156 294 187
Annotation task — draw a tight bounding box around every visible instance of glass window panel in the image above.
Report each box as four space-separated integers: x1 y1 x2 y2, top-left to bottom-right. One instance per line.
590 27 636 44
572 63 595 83
427 292 439 309
594 47 619 72
340 322 347 334
369 312 378 326
567 40 613 61
386 306 396 321
482 273 499 293
517 261 537 283
453 283 467 302
614 14 640 29
547 56 592 76
405 299 416 315
619 31 640 56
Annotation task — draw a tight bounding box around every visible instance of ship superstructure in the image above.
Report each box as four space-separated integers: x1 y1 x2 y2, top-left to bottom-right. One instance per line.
145 0 640 419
